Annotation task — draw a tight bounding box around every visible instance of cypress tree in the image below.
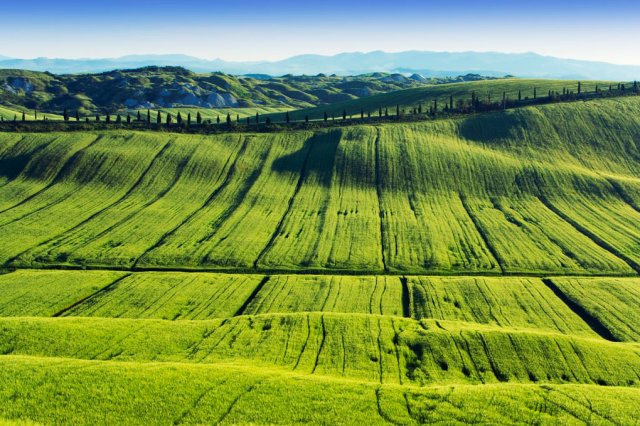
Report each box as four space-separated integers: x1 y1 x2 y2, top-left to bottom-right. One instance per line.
237 114 239 123
22 112 26 121
63 108 69 121
246 117 250 125
127 114 131 124
361 108 364 119
324 111 328 122
197 112 202 124
578 82 581 94
286 111 291 123
635 81 638 90
157 111 161 123
106 112 111 123
14 114 17 121
266 117 271 125
385 108 388 117
343 109 347 120
433 99 437 113
226 113 231 127
368 111 371 118
96 115 100 122
450 95 453 110
471 91 476 110
166 114 172 125
147 110 151 124
418 104 422 114
35 106 37 120
518 90 522 101
396 105 399 116
86 118 89 122
534 87 537 99
256 112 260 124
137 111 141 121
379 107 382 117
187 113 191 125
548 90 551 98
116 114 122 124
177 112 182 124
305 115 309 123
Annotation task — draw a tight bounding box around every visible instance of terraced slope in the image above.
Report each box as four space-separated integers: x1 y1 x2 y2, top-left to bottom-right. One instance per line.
2 97 640 274
2 269 640 425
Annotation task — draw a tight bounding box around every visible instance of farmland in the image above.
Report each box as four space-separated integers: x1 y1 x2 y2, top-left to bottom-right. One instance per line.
2 87 640 424
2 269 640 424
2 97 640 273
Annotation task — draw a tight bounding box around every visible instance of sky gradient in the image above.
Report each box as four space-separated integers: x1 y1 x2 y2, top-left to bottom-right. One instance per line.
2 0 640 65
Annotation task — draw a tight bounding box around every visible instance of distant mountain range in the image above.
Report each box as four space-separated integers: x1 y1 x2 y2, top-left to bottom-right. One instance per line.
0 51 639 80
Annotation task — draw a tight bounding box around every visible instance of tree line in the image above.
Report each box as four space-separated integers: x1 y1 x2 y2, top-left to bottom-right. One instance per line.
2 81 638 131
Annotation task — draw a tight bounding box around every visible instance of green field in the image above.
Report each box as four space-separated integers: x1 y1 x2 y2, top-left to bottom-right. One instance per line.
133 106 296 123
3 86 640 424
2 97 640 274
2 269 640 424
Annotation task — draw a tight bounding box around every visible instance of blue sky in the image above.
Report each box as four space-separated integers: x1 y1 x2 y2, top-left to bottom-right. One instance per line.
2 0 640 65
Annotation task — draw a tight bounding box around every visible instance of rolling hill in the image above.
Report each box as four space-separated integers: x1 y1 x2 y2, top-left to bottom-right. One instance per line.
2 93 640 425
0 67 507 117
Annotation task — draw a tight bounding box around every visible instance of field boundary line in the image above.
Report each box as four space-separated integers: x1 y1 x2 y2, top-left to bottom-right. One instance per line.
538 195 640 273
541 278 620 342
6 263 640 279
234 276 270 317
458 194 504 274
604 177 640 215
51 273 132 317
400 277 411 318
253 135 315 269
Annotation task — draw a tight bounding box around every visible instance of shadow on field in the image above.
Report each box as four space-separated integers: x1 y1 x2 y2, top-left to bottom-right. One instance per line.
271 129 342 187
457 109 535 147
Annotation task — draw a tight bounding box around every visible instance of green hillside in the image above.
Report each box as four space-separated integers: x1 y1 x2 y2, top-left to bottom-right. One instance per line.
0 67 509 116
2 95 640 424
264 78 623 122
1 97 640 274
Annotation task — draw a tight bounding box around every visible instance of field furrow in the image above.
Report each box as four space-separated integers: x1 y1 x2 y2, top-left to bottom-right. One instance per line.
0 134 100 213
548 277 640 342
259 127 383 271
0 134 168 264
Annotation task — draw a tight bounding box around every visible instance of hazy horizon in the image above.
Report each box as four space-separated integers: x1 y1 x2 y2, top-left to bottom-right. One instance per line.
2 0 639 66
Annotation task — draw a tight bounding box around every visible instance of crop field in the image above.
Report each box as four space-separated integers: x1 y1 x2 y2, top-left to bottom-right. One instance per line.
2 268 640 424
0 106 64 121
152 106 295 122
2 98 640 274
3 92 640 424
